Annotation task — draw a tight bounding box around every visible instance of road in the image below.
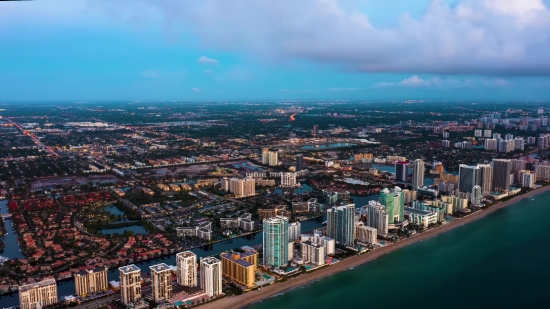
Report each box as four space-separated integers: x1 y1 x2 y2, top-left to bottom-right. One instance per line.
3 117 59 157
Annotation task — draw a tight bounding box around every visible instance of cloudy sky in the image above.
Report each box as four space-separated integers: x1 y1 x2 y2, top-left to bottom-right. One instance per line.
1 0 550 101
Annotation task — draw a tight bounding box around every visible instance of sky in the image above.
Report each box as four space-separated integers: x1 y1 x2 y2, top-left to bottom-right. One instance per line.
1 0 550 102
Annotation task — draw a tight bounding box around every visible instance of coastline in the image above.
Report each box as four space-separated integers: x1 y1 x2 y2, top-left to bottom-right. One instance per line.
199 185 550 309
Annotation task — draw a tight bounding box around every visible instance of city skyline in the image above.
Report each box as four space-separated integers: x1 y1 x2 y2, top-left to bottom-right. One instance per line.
1 0 550 101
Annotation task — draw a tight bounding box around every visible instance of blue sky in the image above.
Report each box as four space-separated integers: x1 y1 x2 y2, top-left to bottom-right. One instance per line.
1 0 550 101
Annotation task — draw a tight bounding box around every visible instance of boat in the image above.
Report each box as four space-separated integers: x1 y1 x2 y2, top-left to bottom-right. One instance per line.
321 221 327 225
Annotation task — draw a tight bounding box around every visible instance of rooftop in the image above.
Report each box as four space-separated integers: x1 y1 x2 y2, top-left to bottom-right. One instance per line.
19 278 56 292
119 264 140 274
176 251 196 258
201 257 221 265
150 263 171 272
404 206 433 216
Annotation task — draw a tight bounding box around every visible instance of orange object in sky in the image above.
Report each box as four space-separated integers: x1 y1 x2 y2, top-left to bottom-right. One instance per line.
289 113 296 121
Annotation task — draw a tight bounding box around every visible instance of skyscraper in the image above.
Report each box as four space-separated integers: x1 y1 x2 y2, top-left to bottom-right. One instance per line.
176 251 197 287
19 279 58 309
472 185 482 206
150 263 172 302
361 200 389 235
326 204 355 247
263 216 289 268
395 161 408 182
280 172 297 187
458 164 481 193
200 257 223 297
477 164 493 196
295 154 303 171
379 187 404 224
261 148 269 164
119 264 141 305
412 159 425 189
492 159 512 192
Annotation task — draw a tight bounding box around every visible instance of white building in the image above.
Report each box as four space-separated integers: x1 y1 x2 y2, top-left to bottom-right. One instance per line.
281 172 298 187
404 207 438 228
200 257 223 297
520 170 536 188
485 139 497 151
119 264 141 305
355 222 377 244
360 200 389 235
150 263 172 302
176 251 197 287
412 159 425 189
300 241 326 266
288 222 301 241
19 279 58 309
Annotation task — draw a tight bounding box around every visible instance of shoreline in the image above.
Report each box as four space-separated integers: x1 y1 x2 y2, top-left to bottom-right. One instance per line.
199 185 550 309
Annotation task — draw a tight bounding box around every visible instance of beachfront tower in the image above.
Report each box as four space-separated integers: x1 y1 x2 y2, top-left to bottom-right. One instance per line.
176 251 197 287
263 216 289 268
326 204 355 247
200 257 223 297
458 165 481 193
150 263 172 303
477 164 493 196
119 264 141 305
395 161 408 182
472 185 482 207
492 159 512 192
379 187 404 224
412 159 425 189
361 200 389 235
19 279 58 309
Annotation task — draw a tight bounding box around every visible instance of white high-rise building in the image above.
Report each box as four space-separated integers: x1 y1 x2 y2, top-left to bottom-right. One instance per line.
355 222 377 244
119 264 141 305
412 159 425 189
484 130 492 137
300 241 326 266
227 178 256 197
74 267 108 297
326 204 355 247
471 185 482 207
477 164 493 197
288 222 301 241
200 257 223 297
281 172 297 187
150 263 172 302
474 130 482 137
176 251 197 287
263 216 289 267
360 200 389 235
269 151 278 166
520 170 536 188
485 139 497 151
19 279 58 309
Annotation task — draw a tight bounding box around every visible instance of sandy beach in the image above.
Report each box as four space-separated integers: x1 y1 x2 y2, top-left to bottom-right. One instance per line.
199 186 550 309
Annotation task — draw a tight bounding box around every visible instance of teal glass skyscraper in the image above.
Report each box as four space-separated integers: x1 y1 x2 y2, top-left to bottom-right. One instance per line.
263 216 289 268
326 204 355 247
379 187 404 224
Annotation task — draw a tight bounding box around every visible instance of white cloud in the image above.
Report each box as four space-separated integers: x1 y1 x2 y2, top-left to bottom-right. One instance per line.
191 87 202 92
204 69 213 74
373 76 509 88
398 75 431 87
102 0 550 76
197 56 219 64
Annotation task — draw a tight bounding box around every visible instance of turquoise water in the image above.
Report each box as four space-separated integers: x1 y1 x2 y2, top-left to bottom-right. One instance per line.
250 193 550 309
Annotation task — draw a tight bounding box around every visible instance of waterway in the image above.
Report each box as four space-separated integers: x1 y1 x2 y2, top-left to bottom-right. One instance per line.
249 192 550 309
0 200 24 260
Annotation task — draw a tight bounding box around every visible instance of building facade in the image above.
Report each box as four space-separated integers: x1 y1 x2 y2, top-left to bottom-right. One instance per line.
326 204 355 246
74 267 108 297
361 200 389 235
200 257 223 297
263 216 289 268
288 222 301 241
19 279 58 309
220 247 258 288
300 241 326 266
395 161 408 182
176 251 197 287
379 187 404 224
150 263 172 302
492 159 512 192
412 159 425 189
119 264 141 305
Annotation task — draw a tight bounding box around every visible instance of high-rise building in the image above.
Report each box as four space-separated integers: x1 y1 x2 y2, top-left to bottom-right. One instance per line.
300 241 326 266
492 159 512 192
150 263 172 303
471 185 482 206
361 201 388 235
474 130 482 137
442 140 451 147
220 247 258 288
288 222 301 241
280 172 297 187
19 279 58 309
295 154 303 171
355 222 377 244
200 257 223 297
263 216 289 268
326 204 355 246
227 178 256 197
379 187 404 224
269 151 279 166
313 125 319 136
477 164 493 196
499 139 514 153
485 138 497 151
484 130 492 137
119 264 141 305
505 134 514 140
520 170 536 188
261 148 269 164
514 138 525 150
395 161 408 182
74 267 108 297
176 251 197 287
412 159 425 189
458 165 481 193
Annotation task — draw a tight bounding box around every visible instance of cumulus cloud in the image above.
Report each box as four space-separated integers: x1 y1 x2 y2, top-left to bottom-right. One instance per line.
374 76 510 88
191 87 202 92
197 56 219 64
94 0 550 76
398 76 431 87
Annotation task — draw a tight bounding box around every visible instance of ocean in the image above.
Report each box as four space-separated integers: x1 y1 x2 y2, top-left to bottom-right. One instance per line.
249 192 550 309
